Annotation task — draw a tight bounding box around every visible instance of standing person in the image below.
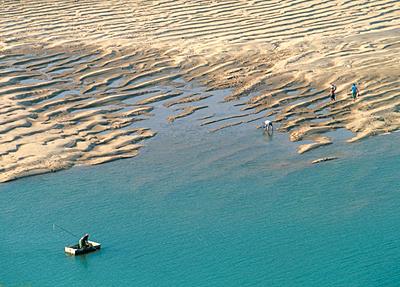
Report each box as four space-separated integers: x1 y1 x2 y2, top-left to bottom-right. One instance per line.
330 83 337 101
351 83 359 100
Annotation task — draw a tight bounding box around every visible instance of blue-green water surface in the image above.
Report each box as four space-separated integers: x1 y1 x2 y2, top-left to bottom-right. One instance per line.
1 116 400 286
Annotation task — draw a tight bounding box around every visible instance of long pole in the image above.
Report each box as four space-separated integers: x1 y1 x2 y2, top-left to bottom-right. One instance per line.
53 223 79 238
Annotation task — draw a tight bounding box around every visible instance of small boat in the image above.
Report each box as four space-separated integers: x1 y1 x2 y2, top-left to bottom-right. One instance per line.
64 241 101 255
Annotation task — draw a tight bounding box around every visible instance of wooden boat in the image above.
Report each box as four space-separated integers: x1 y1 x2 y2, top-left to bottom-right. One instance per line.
64 241 101 255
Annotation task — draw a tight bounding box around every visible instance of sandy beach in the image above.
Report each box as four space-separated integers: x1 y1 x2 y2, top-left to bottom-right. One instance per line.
1 0 400 182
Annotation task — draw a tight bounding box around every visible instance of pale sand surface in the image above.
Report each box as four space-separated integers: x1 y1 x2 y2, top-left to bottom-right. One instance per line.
0 0 400 182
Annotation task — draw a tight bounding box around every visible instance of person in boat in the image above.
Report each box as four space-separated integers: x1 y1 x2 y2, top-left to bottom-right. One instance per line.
79 233 90 249
330 83 337 101
263 119 273 134
351 83 359 100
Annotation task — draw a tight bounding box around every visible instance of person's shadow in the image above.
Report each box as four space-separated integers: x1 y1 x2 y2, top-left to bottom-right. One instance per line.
78 254 89 269
263 128 273 142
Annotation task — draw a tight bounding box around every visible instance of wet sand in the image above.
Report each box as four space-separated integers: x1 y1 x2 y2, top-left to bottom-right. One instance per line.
1 0 400 182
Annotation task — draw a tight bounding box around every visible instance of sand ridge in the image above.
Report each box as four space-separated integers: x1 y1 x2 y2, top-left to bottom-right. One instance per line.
1 0 400 182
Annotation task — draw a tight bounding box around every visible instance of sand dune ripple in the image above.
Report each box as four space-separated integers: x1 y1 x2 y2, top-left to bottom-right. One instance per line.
1 0 400 181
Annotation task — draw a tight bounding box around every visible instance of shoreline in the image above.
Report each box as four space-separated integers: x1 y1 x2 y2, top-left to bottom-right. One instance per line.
1 1 400 182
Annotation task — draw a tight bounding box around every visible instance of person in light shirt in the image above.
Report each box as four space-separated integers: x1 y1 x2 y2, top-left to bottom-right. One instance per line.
351 83 359 100
263 120 273 134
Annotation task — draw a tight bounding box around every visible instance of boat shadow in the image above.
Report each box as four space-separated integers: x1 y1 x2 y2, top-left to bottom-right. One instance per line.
65 248 104 269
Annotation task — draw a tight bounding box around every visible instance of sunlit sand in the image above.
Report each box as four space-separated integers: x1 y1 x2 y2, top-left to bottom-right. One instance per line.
1 0 399 182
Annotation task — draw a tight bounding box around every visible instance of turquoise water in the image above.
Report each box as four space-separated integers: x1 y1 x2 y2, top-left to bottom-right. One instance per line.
1 112 400 286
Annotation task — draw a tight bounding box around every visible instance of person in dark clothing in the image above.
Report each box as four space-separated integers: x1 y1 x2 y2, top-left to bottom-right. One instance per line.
79 233 90 249
330 83 337 101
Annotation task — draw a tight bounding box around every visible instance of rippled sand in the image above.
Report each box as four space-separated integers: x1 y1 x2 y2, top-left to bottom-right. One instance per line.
1 0 400 182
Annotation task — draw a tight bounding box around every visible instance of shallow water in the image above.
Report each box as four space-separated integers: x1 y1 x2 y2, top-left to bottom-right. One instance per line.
1 110 400 286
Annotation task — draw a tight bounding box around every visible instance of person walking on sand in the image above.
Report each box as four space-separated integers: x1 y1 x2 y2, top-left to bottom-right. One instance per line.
351 83 359 100
330 83 337 101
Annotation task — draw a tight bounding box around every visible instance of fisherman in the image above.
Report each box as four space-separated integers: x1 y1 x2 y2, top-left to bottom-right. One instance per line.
263 119 273 134
79 233 90 249
330 83 337 101
351 83 359 100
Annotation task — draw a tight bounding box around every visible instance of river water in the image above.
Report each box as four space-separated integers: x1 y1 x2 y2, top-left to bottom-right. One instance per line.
1 98 400 286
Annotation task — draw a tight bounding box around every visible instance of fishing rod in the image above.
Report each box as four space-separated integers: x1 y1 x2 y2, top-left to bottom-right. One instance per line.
53 223 79 238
